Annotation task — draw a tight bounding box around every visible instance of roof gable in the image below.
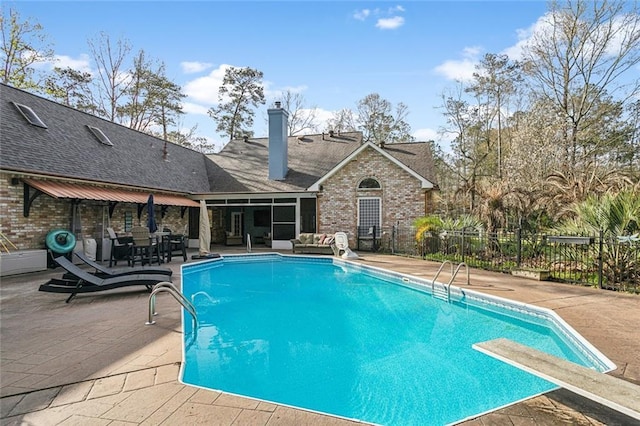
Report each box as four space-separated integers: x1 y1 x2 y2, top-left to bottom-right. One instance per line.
307 142 436 191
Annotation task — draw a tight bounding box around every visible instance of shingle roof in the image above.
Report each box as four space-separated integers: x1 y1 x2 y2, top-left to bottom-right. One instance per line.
0 84 212 194
1 84 438 195
382 142 438 187
206 133 363 193
206 133 438 193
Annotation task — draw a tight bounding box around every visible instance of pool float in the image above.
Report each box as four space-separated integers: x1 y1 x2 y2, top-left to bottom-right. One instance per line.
46 229 76 254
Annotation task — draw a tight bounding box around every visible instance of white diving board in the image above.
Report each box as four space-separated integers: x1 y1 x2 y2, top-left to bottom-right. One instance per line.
472 338 640 421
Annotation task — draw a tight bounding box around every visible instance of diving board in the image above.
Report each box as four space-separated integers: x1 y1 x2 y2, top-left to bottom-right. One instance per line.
472 338 640 421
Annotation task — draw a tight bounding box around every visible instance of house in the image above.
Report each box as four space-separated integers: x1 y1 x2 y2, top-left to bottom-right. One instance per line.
0 84 437 261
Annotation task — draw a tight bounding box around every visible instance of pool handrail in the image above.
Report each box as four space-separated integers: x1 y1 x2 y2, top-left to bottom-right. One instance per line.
446 262 470 300
146 282 198 332
431 260 454 294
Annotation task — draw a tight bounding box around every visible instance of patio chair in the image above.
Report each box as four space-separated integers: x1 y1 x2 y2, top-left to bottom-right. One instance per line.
107 227 133 267
130 226 161 266
60 251 172 281
40 256 171 303
162 228 187 262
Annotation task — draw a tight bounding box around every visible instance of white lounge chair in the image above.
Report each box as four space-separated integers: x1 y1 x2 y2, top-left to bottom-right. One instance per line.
334 232 358 259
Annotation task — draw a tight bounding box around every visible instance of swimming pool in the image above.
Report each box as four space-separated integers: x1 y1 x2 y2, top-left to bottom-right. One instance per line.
180 254 614 425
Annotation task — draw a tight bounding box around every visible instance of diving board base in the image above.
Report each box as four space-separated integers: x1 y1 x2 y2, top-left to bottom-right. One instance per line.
472 338 640 421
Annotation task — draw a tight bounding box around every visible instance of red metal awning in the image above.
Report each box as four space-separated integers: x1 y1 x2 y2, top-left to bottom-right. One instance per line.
23 179 199 207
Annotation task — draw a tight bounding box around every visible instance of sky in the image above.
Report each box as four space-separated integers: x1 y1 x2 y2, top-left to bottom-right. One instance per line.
7 1 550 152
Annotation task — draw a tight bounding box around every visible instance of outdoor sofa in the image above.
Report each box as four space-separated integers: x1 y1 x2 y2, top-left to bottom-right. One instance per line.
290 233 336 254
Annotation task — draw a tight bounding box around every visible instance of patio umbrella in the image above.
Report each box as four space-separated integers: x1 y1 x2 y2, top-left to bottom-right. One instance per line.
199 200 211 255
147 194 158 233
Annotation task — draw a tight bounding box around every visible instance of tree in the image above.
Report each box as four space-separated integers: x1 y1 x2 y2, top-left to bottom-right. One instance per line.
521 0 640 169
542 163 633 220
164 124 216 154
356 93 413 145
439 84 493 212
467 53 521 178
44 66 94 111
1 8 54 90
620 100 640 172
87 32 132 122
326 108 357 133
208 66 265 142
279 90 319 135
119 50 185 136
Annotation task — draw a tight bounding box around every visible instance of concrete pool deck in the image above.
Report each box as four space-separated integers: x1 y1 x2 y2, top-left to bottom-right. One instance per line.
1 249 639 425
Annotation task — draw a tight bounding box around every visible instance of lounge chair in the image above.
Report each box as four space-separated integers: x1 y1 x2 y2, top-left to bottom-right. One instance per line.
40 256 171 303
61 251 172 281
334 232 359 259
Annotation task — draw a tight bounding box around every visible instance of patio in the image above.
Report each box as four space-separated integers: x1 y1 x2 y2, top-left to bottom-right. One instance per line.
1 248 639 425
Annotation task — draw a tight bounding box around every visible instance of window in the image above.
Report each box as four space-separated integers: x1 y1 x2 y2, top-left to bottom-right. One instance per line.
274 198 296 204
358 177 381 189
253 209 271 227
358 197 381 238
272 205 296 240
12 102 47 128
87 125 113 146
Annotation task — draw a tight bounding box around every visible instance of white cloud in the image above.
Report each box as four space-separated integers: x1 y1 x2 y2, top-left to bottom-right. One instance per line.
434 45 482 82
180 61 214 74
376 16 405 30
502 12 639 65
500 14 550 61
312 108 335 131
461 46 482 58
412 128 438 142
355 5 406 29
353 9 370 21
33 53 93 74
53 54 93 73
182 101 211 116
183 64 232 104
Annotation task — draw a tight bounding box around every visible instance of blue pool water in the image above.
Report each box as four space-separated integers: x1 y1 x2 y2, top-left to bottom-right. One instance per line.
180 254 612 425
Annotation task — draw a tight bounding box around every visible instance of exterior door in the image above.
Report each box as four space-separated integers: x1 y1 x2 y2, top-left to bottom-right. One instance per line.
231 211 243 237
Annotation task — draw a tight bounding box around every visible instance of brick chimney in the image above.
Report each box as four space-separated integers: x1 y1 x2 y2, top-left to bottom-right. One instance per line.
268 102 289 180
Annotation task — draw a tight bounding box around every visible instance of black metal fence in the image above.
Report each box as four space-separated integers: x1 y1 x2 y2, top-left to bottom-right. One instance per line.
357 226 640 293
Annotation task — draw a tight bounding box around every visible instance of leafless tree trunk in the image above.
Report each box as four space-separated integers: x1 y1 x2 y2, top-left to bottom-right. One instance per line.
87 32 132 122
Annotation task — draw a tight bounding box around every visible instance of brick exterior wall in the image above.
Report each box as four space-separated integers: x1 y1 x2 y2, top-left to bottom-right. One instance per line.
317 146 429 246
0 174 188 252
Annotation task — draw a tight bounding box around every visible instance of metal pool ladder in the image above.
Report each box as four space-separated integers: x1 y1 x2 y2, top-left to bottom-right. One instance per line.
146 282 198 332
431 261 470 302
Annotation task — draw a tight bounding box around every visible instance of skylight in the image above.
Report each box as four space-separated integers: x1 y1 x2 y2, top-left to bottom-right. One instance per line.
87 126 113 146
12 102 47 128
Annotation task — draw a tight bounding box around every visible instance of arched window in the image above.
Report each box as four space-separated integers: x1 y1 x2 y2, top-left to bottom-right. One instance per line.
358 177 381 189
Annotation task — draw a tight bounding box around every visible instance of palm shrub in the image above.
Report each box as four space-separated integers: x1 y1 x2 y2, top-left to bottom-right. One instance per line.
557 189 639 290
440 215 484 258
413 215 443 256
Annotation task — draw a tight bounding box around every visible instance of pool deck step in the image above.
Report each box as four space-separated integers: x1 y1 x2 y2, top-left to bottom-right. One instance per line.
472 338 640 421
